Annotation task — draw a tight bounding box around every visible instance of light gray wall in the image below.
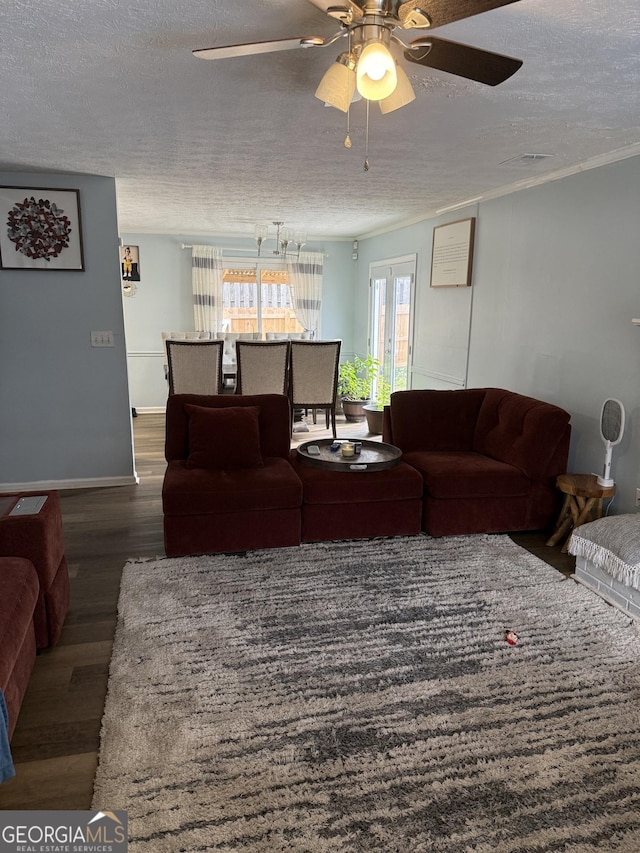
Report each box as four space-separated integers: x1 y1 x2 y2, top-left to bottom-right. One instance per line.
122 233 355 409
355 155 640 514
0 173 136 489
355 212 476 389
467 158 640 514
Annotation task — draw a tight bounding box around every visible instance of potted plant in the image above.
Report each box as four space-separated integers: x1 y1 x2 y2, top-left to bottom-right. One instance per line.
363 371 392 435
337 354 380 422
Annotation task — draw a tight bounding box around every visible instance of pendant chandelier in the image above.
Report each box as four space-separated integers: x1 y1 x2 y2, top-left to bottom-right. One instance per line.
254 222 307 258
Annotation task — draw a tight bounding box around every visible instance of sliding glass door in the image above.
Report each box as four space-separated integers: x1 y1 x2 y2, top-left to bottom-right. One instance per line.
369 255 416 394
221 266 303 334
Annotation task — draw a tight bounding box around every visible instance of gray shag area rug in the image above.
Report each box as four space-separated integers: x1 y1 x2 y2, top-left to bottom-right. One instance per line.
93 535 640 852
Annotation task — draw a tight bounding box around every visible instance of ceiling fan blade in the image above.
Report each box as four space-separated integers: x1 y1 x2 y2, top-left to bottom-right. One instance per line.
193 36 326 61
305 0 364 21
412 0 522 30
404 35 522 86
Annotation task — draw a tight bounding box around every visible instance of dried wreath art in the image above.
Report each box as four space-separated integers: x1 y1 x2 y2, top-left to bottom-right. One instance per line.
7 195 72 261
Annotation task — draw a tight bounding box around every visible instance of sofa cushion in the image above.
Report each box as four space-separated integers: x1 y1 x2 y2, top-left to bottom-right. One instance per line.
184 404 263 469
166 394 292 462
388 389 487 453
163 458 302 516
473 389 571 480
403 450 530 500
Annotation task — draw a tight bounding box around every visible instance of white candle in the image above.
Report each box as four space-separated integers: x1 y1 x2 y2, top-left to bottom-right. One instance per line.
341 442 355 457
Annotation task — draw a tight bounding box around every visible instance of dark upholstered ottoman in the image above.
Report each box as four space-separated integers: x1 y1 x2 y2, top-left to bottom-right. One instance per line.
0 492 70 648
289 450 423 543
0 557 39 739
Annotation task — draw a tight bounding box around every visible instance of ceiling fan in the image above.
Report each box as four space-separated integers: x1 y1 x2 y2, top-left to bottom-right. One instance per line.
193 0 523 164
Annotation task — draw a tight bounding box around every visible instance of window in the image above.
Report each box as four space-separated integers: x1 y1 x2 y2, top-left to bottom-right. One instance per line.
221 267 304 334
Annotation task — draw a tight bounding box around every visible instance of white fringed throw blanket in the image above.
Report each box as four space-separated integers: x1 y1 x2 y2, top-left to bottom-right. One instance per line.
569 513 640 591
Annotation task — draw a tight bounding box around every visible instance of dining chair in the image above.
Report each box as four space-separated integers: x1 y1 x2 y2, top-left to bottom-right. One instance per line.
161 331 212 381
166 339 224 395
289 340 342 438
235 340 291 396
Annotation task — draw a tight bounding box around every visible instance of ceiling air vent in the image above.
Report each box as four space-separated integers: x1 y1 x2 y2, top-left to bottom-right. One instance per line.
500 153 555 166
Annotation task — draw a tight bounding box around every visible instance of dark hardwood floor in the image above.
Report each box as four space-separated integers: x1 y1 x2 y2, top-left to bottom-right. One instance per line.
0 412 575 809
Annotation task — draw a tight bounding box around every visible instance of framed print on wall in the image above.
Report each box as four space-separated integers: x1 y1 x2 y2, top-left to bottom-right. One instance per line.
120 244 140 283
0 186 84 270
430 217 476 287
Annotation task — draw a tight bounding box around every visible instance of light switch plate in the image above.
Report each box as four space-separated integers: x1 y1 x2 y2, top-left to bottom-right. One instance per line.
91 331 114 347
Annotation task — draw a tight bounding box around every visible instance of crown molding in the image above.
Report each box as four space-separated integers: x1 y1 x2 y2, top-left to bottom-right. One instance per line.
355 142 640 242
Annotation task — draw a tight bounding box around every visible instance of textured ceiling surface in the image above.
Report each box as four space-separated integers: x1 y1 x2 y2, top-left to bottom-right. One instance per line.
1 0 640 238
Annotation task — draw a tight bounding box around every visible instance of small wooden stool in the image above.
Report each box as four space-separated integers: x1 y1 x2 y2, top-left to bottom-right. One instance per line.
546 473 616 552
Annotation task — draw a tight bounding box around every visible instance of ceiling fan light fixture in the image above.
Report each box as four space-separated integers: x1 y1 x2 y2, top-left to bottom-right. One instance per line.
315 53 357 113
379 64 415 113
356 40 397 101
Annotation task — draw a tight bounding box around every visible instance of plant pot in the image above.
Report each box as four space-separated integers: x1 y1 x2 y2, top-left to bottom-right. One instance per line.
363 404 384 435
342 398 370 423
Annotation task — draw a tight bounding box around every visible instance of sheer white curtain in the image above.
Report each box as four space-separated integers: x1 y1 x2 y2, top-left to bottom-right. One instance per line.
287 251 323 336
192 245 223 332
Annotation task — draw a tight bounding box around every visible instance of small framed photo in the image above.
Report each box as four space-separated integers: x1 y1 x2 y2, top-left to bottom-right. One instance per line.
120 244 140 282
0 186 84 270
430 217 476 287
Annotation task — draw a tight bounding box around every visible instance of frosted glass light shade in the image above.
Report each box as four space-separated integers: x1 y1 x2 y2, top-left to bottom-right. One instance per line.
356 41 397 101
379 65 415 114
315 57 357 113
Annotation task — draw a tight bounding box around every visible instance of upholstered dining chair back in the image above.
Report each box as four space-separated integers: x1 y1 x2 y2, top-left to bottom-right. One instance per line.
166 339 224 396
289 340 342 438
236 340 290 396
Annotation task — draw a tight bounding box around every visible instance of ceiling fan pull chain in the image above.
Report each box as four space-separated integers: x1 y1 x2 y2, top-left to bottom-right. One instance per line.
344 104 352 148
344 28 354 149
364 99 370 171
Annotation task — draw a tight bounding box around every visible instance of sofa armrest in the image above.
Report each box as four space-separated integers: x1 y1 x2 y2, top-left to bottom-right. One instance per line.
474 389 571 481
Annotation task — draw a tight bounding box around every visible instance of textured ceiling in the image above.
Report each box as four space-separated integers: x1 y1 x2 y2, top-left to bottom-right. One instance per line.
1 0 640 239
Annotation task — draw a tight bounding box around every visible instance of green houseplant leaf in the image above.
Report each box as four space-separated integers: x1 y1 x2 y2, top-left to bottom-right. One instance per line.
337 354 380 401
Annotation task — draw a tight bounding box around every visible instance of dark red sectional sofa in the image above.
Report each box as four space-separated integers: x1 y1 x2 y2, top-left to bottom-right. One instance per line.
383 388 571 537
0 490 70 749
163 388 571 556
0 557 38 743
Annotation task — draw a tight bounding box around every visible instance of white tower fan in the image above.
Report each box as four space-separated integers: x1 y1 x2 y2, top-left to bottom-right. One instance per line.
597 398 625 487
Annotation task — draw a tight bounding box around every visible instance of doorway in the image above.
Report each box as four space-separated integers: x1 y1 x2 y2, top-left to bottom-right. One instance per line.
369 255 416 395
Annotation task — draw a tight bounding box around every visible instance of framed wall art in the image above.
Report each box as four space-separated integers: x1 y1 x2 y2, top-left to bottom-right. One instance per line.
430 217 476 288
120 244 140 283
0 186 84 271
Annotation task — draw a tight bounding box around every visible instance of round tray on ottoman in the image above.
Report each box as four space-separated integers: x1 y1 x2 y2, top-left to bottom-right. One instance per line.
297 439 402 473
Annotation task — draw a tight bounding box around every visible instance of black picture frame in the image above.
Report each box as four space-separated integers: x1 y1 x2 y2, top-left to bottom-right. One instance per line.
0 186 84 271
120 244 141 283
430 217 476 288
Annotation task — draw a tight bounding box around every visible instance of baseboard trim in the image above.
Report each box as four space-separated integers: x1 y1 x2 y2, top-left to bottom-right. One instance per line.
134 407 166 414
0 473 140 492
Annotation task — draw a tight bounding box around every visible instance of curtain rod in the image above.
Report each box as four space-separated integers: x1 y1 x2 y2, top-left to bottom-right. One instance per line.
181 244 328 258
